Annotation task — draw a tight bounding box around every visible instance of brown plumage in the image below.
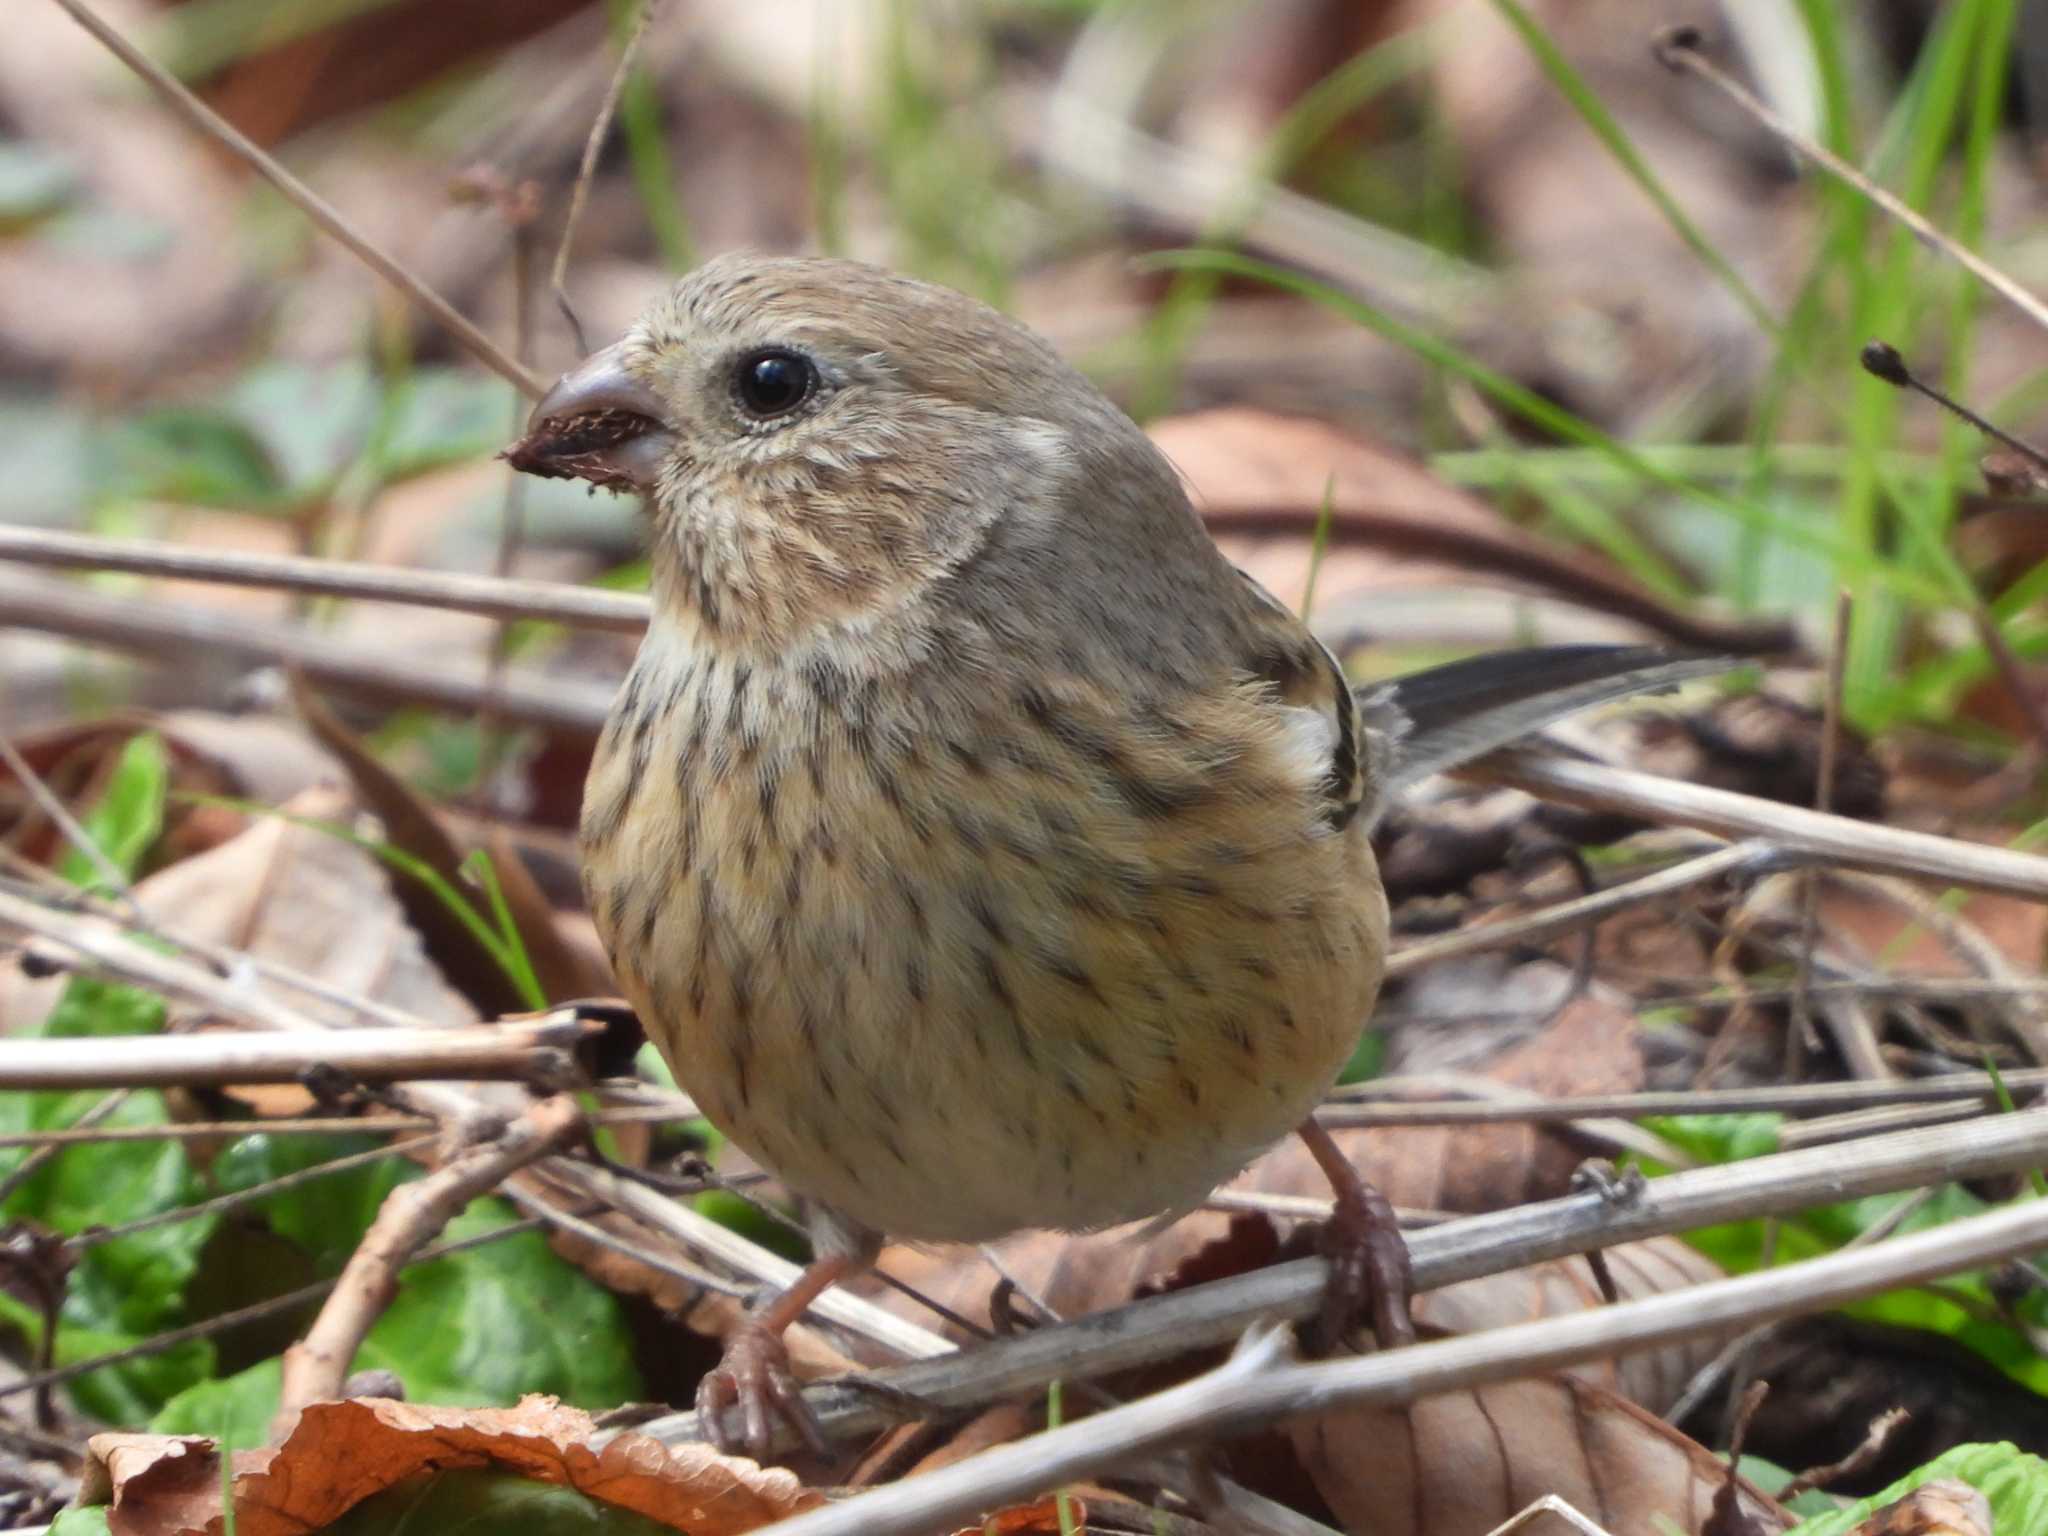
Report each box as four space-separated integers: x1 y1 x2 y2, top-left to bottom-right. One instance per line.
509 253 1723 1458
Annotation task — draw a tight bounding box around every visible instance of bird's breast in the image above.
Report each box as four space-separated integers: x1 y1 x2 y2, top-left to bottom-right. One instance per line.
580 633 1388 1243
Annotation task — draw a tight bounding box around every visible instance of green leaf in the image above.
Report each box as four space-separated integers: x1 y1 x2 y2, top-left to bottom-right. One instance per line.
223 360 378 495
210 1131 409 1274
350 1196 640 1408
1795 1443 2048 1536
0 1085 215 1422
48 1509 111 1536
375 369 516 479
60 732 169 891
1641 1113 1782 1165
152 1357 282 1451
326 1466 679 1536
97 408 288 509
0 139 79 230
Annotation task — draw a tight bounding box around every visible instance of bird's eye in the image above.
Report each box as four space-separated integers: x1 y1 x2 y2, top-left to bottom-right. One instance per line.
733 349 815 420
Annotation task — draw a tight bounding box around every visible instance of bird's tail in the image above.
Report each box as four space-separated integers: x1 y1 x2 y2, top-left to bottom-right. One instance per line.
1359 644 1739 812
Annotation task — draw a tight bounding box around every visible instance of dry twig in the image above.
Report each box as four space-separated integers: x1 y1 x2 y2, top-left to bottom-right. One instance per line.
626 1104 2048 1454
47 0 547 396
275 1093 584 1428
739 1189 2048 1536
0 1025 589 1090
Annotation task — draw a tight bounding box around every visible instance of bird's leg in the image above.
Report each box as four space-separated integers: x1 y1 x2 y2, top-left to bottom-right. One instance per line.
697 1249 869 1460
1295 1115 1415 1353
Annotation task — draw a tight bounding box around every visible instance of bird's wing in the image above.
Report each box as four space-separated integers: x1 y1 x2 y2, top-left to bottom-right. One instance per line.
1233 570 1369 831
1360 643 1739 818
1231 572 1737 832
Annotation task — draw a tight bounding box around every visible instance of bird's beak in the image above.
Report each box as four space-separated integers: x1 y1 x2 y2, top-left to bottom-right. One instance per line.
502 342 676 494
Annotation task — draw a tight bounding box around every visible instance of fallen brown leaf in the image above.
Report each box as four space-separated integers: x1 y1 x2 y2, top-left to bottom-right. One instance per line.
1293 1373 1792 1536
1150 408 1793 654
83 1395 823 1536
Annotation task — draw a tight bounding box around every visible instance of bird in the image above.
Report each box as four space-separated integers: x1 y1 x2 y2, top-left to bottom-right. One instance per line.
506 252 1727 1458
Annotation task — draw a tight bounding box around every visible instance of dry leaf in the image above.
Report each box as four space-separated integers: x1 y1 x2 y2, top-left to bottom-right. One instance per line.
83 1396 823 1536
1844 1481 1990 1536
1149 409 1791 654
1293 1373 1793 1536
948 1494 1087 1535
127 785 478 1033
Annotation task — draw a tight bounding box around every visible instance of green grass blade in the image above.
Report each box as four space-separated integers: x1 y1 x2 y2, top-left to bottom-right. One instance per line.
1146 247 1949 603
1487 0 1779 337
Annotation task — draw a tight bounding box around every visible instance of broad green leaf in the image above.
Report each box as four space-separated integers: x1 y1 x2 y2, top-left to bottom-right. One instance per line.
349 1196 640 1408
376 369 517 478
152 1357 281 1451
97 408 287 508
211 1131 409 1275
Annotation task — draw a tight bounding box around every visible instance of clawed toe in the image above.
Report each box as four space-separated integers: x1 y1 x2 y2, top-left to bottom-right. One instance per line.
697 1323 828 1461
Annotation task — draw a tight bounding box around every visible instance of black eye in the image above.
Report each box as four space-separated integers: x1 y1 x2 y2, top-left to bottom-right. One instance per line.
733 348 815 419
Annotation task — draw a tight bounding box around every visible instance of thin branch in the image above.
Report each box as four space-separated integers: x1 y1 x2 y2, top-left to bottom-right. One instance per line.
0 576 614 737
0 1091 128 1207
545 1157 958 1364
0 1212 564 1405
276 1094 582 1425
0 528 649 629
0 1025 590 1089
0 1101 691 1151
740 1191 2048 1536
1324 1065 2048 1124
499 1183 752 1300
0 869 432 1034
1465 748 2048 902
73 1133 440 1250
1794 592 1854 1058
624 1103 2048 1454
0 730 135 903
553 0 665 353
45 0 548 396
1386 841 1776 977
1654 27 2048 344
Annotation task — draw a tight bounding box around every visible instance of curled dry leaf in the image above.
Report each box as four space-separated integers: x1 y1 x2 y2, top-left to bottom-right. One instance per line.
82 1395 822 1536
1293 1372 1793 1536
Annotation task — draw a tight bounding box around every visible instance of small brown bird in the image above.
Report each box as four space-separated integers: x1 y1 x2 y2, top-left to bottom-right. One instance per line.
508 254 1721 1457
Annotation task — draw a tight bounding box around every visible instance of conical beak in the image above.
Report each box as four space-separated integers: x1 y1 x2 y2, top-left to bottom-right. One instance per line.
502 342 676 493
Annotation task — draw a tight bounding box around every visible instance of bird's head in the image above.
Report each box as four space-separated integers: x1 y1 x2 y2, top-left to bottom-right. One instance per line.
507 254 1185 661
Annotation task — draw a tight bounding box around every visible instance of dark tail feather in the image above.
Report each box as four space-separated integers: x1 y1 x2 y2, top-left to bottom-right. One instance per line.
1361 644 1738 807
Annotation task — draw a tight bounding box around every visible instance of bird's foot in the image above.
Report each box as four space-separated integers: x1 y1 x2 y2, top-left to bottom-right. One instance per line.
1314 1170 1416 1353
1296 1117 1415 1354
696 1320 828 1461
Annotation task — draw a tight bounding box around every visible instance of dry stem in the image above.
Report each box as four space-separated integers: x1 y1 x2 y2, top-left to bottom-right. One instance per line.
46 0 546 395
0 527 649 629
625 1103 2048 1454
745 1189 2048 1536
0 1025 589 1090
274 1093 582 1430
